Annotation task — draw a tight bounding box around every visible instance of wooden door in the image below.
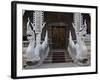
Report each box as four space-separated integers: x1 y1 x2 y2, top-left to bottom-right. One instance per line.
48 26 66 49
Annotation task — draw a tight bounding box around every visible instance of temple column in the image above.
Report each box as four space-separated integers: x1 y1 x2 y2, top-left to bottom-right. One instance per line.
33 11 44 45
73 13 83 33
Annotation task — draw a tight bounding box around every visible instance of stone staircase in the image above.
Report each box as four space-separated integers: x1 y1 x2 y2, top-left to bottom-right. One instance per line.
43 50 73 64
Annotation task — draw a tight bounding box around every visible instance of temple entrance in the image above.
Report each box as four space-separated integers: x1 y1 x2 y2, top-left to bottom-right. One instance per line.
48 26 66 50
42 25 73 63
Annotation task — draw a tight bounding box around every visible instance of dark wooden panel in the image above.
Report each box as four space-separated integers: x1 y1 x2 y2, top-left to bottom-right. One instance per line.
48 26 66 49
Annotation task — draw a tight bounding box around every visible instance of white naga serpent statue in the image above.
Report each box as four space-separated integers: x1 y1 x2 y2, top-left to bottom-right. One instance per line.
68 20 89 66
26 18 49 68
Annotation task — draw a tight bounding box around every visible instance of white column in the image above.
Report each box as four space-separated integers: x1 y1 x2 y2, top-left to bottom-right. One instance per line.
33 11 44 33
73 13 82 33
33 11 44 45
